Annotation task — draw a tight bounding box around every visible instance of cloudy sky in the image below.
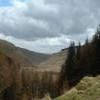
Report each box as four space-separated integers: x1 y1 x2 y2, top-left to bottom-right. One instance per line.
0 0 99 53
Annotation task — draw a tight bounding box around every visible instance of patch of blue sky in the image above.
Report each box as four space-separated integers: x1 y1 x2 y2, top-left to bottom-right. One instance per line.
0 0 12 7
19 0 30 3
20 0 28 2
0 0 30 7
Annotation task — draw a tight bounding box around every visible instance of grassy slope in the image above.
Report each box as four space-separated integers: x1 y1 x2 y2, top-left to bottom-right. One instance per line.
38 50 67 72
55 75 100 100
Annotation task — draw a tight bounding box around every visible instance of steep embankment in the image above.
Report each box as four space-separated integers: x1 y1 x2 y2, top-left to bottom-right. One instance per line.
55 75 100 100
0 52 20 94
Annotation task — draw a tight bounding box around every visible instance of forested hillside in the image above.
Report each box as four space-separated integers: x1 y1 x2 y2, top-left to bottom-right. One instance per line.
58 26 100 95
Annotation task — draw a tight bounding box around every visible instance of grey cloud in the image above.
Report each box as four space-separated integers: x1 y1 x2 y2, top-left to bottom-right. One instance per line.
0 0 100 40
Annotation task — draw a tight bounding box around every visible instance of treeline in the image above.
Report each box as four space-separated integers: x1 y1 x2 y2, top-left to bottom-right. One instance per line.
59 25 100 93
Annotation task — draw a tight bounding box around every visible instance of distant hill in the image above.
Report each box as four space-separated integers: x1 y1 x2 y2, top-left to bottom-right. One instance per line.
37 49 68 72
17 47 50 66
0 39 68 71
0 39 50 67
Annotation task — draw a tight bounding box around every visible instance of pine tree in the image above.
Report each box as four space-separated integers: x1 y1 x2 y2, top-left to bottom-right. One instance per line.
59 42 76 87
92 25 100 75
76 42 81 60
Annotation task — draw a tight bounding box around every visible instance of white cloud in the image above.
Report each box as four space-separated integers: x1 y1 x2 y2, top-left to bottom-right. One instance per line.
0 0 99 53
29 0 58 13
0 33 72 53
0 27 95 54
87 28 96 39
0 0 98 40
13 0 27 8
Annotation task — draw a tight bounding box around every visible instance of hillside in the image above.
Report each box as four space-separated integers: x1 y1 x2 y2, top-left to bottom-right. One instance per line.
0 39 50 67
37 49 68 72
17 47 50 66
55 75 100 100
0 39 67 71
0 51 21 99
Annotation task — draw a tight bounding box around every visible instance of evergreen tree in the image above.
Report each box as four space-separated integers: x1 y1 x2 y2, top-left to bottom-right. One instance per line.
92 25 100 75
76 42 81 60
85 38 89 46
59 42 76 87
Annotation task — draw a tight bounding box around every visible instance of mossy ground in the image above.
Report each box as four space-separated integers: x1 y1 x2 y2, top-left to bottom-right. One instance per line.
54 75 100 100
